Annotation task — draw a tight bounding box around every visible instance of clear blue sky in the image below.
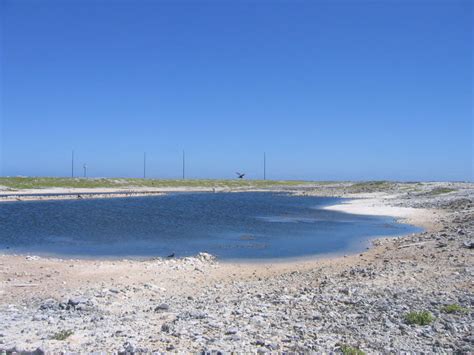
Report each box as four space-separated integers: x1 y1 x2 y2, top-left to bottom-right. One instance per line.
1 0 472 181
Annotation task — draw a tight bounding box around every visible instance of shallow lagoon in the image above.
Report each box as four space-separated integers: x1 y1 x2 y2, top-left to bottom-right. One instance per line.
0 192 421 259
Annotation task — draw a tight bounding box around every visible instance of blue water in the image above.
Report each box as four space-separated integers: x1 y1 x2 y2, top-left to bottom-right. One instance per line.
0 192 421 260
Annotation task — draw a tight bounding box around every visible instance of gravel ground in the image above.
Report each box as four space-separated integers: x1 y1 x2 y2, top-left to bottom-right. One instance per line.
0 182 472 353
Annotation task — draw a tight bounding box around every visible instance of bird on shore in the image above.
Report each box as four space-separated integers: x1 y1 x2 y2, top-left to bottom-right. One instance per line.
236 172 245 179
167 252 175 258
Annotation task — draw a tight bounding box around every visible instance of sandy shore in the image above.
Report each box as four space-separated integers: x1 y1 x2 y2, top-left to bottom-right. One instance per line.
323 193 441 230
0 182 472 353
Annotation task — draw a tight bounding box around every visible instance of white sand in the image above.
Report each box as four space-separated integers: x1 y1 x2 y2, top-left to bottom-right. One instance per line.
323 193 439 229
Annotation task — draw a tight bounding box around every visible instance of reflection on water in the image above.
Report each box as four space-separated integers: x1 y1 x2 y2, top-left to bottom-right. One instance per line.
0 192 421 259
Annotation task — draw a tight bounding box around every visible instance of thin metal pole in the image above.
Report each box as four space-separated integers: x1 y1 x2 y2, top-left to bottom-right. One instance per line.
182 150 185 179
71 150 74 178
263 152 266 180
143 152 146 179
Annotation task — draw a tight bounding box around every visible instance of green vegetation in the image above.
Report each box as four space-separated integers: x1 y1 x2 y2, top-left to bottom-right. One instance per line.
0 177 314 190
441 304 469 314
339 344 366 355
404 311 434 325
51 329 73 340
348 181 394 192
425 187 456 196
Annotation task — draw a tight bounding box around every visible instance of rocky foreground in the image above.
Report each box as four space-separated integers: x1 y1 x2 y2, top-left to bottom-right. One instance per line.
0 182 472 353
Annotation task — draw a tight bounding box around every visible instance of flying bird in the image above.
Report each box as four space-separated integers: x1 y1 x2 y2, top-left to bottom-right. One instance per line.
236 172 245 179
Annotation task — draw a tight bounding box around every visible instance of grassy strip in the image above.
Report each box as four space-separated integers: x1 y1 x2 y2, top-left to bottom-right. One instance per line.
0 177 314 190
424 187 456 196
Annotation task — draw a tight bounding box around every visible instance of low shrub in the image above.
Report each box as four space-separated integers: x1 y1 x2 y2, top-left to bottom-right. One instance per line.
441 304 468 314
404 311 434 325
339 344 366 355
51 329 73 340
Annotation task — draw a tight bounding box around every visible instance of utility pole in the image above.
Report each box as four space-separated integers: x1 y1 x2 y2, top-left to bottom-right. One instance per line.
71 150 75 178
263 152 266 180
83 164 87 178
143 152 147 179
182 150 185 180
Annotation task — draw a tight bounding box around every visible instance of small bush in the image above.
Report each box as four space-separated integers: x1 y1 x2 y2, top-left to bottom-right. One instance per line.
51 329 73 340
404 311 434 325
339 344 365 355
441 304 468 314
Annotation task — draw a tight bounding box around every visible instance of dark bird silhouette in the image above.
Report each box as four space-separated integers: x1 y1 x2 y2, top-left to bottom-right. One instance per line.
236 172 245 179
167 252 175 258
